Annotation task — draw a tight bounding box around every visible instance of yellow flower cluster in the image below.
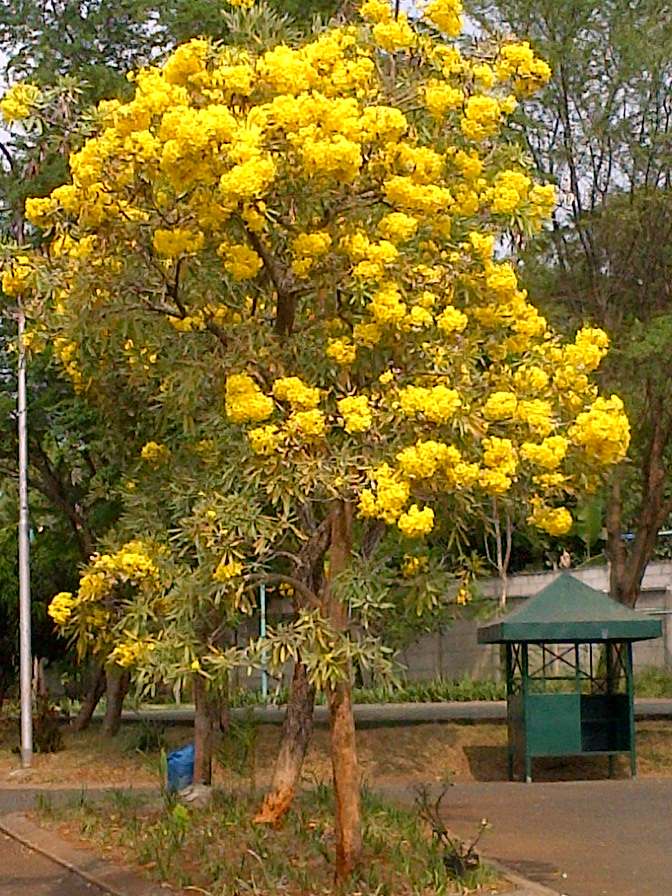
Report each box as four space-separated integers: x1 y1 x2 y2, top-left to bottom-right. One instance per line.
482 436 517 476
337 395 373 433
358 463 410 523
85 541 160 589
359 0 393 22
397 504 435 537
287 409 327 440
48 592 76 625
162 38 209 85
569 395 631 464
368 281 407 326
214 557 244 580
397 384 462 423
520 435 569 470
402 554 429 577
423 78 463 118
490 170 531 214
423 0 463 37
219 242 263 280
372 16 416 52
1 82 41 121
516 399 553 436
291 230 332 277
436 305 468 334
562 326 610 372
109 639 150 668
528 500 573 536
327 337 358 365
141 441 171 464
152 228 204 257
377 212 418 244
461 95 502 142
273 376 321 409
248 424 281 455
485 261 519 299
479 469 513 494
1 256 32 296
247 423 280 454
53 336 87 392
497 42 552 93
225 373 274 424
345 232 398 280
396 439 451 479
483 391 517 421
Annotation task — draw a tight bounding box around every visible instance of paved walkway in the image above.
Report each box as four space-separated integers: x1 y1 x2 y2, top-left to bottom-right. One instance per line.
389 777 672 896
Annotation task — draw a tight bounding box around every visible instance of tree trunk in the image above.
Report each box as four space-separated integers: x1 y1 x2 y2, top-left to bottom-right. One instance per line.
73 661 106 732
327 676 361 878
607 419 672 609
326 500 361 879
101 665 129 737
193 676 218 785
254 659 315 825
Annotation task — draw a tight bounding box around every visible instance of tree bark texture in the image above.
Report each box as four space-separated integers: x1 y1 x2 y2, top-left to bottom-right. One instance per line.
255 659 315 825
73 661 106 732
326 500 362 879
101 665 129 737
254 513 330 824
193 676 219 785
607 404 672 608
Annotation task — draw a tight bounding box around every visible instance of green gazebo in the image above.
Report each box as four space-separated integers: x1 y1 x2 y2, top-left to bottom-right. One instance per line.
478 574 662 782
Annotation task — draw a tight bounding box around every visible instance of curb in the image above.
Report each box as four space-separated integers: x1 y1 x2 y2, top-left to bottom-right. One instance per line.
0 811 167 896
116 697 672 727
486 856 564 896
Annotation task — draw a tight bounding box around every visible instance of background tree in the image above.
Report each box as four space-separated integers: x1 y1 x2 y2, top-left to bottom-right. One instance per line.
468 0 672 605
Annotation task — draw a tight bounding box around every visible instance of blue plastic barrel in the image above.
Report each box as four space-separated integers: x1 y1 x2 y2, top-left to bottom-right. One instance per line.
166 743 195 792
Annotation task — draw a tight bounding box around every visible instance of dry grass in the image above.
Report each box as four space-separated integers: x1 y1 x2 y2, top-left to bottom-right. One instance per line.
2 717 672 791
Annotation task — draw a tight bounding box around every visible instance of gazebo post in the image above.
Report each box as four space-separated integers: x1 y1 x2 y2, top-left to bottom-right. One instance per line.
627 642 636 778
522 643 532 783
606 643 615 779
506 642 514 781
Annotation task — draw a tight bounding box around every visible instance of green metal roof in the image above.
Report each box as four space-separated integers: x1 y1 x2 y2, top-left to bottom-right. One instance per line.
477 573 662 644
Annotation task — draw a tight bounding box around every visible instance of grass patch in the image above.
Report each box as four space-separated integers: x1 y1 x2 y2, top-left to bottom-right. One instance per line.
635 666 672 698
37 783 502 895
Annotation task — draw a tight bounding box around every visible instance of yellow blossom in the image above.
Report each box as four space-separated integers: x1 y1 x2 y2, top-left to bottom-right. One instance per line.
225 374 274 424
338 395 373 433
141 441 171 464
273 376 321 409
397 504 435 537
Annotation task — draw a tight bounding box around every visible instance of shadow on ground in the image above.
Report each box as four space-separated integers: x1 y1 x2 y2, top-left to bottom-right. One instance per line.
463 745 632 782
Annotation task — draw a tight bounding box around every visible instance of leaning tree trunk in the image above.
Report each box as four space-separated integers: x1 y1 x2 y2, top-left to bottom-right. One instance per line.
101 664 130 737
326 499 362 879
607 432 672 610
73 661 106 732
255 658 316 824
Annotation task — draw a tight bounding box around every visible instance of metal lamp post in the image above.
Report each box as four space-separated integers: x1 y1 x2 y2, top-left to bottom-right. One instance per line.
17 296 32 768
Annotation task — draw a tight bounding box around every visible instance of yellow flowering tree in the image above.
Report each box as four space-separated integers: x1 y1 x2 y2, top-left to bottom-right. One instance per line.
14 0 631 875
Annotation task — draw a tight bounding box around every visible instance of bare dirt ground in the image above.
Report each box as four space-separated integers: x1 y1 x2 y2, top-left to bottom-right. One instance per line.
2 717 671 790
